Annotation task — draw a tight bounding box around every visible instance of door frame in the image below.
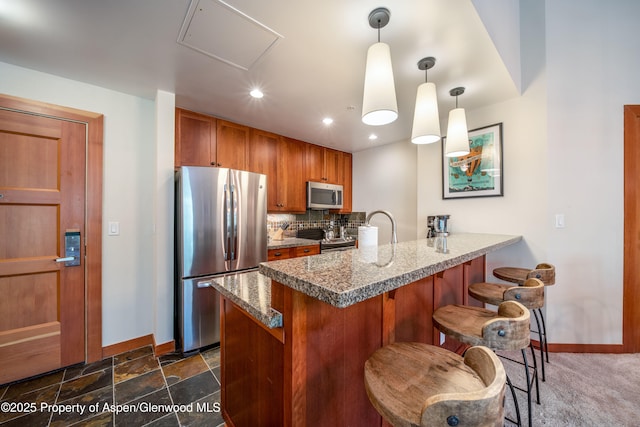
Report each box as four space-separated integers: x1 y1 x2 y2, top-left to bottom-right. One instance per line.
0 94 104 363
624 105 640 353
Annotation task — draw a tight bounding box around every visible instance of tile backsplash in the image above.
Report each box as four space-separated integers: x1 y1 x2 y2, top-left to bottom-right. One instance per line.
267 211 366 238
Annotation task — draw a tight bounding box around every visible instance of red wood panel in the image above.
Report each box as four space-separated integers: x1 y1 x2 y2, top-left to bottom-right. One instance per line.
464 256 486 307
394 276 435 344
433 265 465 353
221 299 284 427
624 105 640 353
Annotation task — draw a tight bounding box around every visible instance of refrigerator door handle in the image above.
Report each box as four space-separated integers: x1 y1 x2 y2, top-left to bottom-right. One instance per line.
230 182 238 261
223 183 231 260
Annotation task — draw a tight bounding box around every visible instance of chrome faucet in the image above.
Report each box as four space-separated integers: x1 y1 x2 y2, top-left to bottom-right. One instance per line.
365 210 398 244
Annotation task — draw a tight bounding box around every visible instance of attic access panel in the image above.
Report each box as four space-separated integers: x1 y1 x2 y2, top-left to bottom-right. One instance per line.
177 0 283 71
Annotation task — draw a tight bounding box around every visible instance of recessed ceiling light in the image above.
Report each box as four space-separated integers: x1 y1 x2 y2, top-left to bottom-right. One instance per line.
322 117 333 125
369 134 378 140
250 89 264 98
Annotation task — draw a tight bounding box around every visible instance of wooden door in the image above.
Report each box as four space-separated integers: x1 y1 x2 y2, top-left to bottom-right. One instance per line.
216 120 248 170
624 105 640 353
0 109 86 384
175 108 216 167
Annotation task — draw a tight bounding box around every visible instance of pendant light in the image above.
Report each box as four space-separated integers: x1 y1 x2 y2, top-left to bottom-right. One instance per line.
411 57 441 144
445 87 470 157
361 7 398 126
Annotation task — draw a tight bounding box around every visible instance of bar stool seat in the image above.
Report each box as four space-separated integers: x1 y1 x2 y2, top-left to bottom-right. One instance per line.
493 263 555 286
468 278 544 310
364 343 506 427
492 263 555 372
433 301 537 427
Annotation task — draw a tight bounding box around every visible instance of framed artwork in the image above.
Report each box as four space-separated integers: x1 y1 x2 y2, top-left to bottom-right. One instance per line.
442 122 503 199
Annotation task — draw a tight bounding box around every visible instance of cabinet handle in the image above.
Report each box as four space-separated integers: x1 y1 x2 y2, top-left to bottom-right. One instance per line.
211 162 216 166
274 252 282 256
303 249 310 253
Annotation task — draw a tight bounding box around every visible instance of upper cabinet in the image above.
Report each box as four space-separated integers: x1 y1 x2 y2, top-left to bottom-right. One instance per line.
247 130 306 213
175 108 248 170
277 137 307 213
175 108 351 213
175 108 216 167
216 119 249 170
339 152 352 213
304 144 344 184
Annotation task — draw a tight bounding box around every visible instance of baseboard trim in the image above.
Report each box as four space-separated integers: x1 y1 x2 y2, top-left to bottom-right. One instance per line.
547 343 625 354
102 334 155 358
531 339 625 354
102 334 176 359
154 339 175 357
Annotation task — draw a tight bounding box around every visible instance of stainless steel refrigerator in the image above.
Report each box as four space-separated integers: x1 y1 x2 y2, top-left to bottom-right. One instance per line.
175 166 267 352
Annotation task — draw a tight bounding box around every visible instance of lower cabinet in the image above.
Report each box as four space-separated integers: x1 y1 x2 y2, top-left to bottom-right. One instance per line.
220 255 487 426
267 244 320 261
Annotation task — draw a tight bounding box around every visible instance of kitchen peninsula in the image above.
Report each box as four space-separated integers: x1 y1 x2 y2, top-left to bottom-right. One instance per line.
214 233 521 427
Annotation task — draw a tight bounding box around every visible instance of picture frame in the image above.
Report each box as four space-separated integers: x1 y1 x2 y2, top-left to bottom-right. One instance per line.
442 122 503 199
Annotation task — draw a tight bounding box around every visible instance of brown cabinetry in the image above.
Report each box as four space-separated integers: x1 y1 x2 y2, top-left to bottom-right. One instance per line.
339 152 352 213
175 109 248 169
216 119 248 170
175 108 216 167
305 144 343 184
267 244 320 261
220 254 488 426
175 108 351 213
247 131 306 213
305 145 353 213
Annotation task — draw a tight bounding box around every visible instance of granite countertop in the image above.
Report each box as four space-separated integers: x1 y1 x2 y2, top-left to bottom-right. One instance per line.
268 237 319 250
259 233 522 308
212 271 282 328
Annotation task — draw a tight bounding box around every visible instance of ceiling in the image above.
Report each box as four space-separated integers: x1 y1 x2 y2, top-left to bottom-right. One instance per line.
0 0 519 152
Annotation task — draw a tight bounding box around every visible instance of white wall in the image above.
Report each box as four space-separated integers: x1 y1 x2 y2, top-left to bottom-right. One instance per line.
0 62 168 347
355 0 637 346
353 141 417 245
153 90 175 346
541 0 639 345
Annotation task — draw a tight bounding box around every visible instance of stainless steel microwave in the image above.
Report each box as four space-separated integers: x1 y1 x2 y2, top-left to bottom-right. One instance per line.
307 181 343 210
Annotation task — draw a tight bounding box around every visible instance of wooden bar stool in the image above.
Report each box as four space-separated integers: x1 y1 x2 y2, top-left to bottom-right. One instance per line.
493 263 555 367
468 278 549 381
364 344 506 427
432 301 537 427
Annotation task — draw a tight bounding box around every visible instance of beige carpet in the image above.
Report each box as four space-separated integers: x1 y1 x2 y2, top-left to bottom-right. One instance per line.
500 350 640 426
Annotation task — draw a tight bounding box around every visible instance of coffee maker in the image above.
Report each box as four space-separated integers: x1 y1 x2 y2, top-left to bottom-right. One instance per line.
427 215 450 237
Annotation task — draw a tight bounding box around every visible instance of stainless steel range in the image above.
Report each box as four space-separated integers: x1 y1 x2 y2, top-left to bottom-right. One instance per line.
297 228 356 253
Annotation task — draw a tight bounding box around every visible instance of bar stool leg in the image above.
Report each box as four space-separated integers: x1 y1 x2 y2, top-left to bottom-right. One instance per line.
505 374 522 427
529 342 541 405
537 307 550 363
521 349 534 427
531 309 546 381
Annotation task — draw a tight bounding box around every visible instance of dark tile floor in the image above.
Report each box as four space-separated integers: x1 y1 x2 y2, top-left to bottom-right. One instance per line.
0 345 224 427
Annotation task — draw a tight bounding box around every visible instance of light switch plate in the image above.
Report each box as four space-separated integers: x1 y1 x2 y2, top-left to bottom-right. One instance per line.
555 214 565 228
108 221 120 236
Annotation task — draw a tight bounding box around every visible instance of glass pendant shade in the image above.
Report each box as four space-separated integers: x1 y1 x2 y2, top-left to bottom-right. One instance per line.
362 42 398 126
411 81 441 144
445 107 470 157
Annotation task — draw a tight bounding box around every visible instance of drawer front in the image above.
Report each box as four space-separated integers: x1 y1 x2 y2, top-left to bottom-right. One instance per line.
268 248 293 261
295 245 320 257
